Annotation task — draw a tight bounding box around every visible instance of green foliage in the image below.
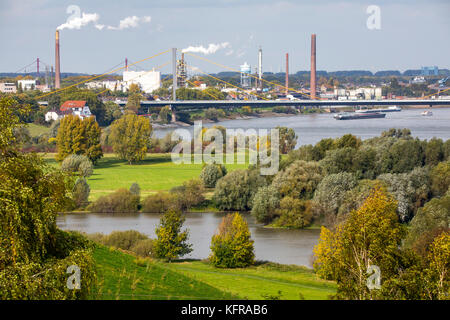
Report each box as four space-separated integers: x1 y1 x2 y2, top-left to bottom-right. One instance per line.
204 108 225 122
274 197 313 229
379 138 424 173
154 211 193 261
141 192 178 213
170 178 205 211
276 126 298 154
72 177 90 208
251 185 280 223
200 163 226 188
378 166 431 222
129 182 141 197
213 169 266 211
110 113 152 164
430 161 450 197
313 172 358 218
272 160 323 200
61 154 94 178
88 188 140 213
158 106 171 124
425 138 445 166
56 115 103 163
209 213 255 268
313 187 405 299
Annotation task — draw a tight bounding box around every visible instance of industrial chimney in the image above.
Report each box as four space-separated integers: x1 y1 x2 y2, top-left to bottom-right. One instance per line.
258 47 263 90
55 30 61 89
310 34 316 100
285 53 289 96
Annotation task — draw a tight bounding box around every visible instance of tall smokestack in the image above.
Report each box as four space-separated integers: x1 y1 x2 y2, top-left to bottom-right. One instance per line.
258 47 262 90
310 34 316 100
55 30 61 89
125 58 128 71
285 53 289 96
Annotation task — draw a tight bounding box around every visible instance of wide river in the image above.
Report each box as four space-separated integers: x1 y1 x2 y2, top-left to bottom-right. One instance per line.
57 212 320 267
153 107 450 147
57 107 450 267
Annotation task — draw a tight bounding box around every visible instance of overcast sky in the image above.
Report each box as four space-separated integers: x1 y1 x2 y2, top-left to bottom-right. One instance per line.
0 0 449 75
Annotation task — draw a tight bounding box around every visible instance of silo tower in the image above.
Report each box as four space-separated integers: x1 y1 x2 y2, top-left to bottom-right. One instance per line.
240 62 251 88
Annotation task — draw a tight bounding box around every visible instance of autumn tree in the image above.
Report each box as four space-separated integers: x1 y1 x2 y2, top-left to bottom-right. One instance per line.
276 126 298 154
126 83 142 113
209 213 255 268
159 106 171 124
56 115 103 163
109 113 152 164
313 186 405 300
154 211 193 261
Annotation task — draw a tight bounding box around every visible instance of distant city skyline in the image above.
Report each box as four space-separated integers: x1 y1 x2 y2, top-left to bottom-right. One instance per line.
1 0 449 75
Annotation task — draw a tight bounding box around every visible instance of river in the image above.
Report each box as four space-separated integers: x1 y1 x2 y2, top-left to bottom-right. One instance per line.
56 212 320 267
153 107 450 147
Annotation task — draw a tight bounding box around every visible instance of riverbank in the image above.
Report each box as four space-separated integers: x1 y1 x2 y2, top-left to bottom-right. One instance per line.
91 245 336 300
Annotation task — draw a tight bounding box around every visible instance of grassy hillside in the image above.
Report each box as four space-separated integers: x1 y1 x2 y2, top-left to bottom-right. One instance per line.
91 245 336 300
44 153 249 201
26 123 50 137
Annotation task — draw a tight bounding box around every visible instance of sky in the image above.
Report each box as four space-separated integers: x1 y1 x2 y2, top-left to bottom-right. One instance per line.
0 0 449 75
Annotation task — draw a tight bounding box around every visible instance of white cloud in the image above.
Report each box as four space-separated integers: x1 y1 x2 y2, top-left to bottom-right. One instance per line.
182 42 231 55
57 12 99 30
107 15 151 30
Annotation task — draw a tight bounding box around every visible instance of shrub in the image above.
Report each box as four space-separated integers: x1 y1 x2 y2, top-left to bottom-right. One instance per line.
204 108 225 122
274 197 313 228
430 161 450 197
130 182 141 198
251 185 280 223
209 213 255 268
88 188 140 213
141 192 178 213
61 154 94 178
130 239 155 258
200 164 226 188
72 177 90 208
154 211 193 261
101 230 148 250
170 179 205 211
213 169 266 211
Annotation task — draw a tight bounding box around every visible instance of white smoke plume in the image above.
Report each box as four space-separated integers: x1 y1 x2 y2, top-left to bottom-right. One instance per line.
107 16 151 30
57 12 100 30
182 42 231 55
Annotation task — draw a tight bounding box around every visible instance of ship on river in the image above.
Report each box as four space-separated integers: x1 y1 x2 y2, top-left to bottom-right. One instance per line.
334 112 386 120
355 106 402 113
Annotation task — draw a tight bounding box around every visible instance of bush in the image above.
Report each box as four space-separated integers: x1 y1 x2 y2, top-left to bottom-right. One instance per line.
72 177 90 208
204 108 225 122
130 239 155 258
101 230 148 250
154 211 193 261
251 185 280 223
170 179 205 211
129 182 141 201
200 163 226 188
430 161 450 197
213 169 266 211
88 188 140 213
209 213 255 268
274 197 313 228
141 192 178 213
61 154 94 178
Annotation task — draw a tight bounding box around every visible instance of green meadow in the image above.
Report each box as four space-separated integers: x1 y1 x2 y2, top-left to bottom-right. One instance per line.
44 153 250 201
91 245 336 300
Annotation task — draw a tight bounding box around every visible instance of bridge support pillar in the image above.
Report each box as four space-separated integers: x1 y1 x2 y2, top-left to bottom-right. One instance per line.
171 107 176 123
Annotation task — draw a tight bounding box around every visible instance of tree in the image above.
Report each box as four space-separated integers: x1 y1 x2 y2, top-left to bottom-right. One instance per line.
129 182 141 197
425 138 444 166
104 101 122 125
251 185 280 223
272 160 323 199
56 115 103 163
126 83 142 113
430 161 450 197
313 172 358 218
213 169 266 211
320 147 356 175
154 211 193 261
275 197 313 228
313 186 405 299
110 113 152 164
72 177 90 208
200 163 226 188
204 108 225 122
159 106 171 124
276 126 298 154
209 213 255 268
425 232 449 299
170 178 205 210
61 154 94 178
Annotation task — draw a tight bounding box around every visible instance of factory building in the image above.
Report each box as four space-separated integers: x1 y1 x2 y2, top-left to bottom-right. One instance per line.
18 79 37 91
0 82 17 93
123 70 161 93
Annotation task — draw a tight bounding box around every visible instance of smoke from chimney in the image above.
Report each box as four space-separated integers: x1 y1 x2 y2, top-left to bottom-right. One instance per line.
55 30 61 89
310 34 316 100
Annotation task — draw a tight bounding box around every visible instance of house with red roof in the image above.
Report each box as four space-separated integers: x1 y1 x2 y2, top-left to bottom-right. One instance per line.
45 100 93 122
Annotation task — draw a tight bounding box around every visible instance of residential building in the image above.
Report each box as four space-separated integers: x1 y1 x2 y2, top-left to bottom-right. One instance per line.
0 82 17 93
44 100 93 122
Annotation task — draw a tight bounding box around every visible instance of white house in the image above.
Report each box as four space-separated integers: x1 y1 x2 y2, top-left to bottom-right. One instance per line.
44 100 93 122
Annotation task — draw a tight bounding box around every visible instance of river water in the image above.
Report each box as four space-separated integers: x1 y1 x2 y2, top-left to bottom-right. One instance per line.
57 107 450 267
153 107 450 146
57 212 320 267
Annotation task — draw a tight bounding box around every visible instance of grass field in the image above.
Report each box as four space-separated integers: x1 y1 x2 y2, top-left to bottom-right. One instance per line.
26 123 50 137
91 245 336 300
44 153 249 201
